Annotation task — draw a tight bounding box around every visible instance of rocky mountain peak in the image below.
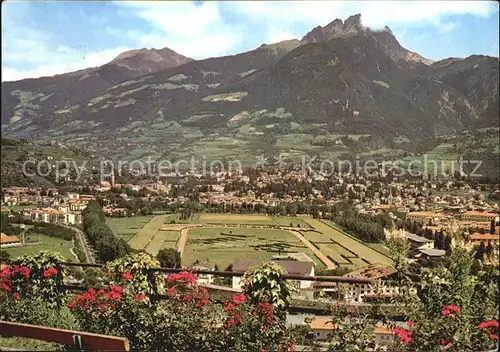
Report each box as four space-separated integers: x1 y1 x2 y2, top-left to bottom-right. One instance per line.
300 13 433 68
109 47 192 73
301 13 365 44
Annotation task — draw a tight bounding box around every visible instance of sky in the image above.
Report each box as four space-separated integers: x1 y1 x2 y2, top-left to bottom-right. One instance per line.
2 0 499 82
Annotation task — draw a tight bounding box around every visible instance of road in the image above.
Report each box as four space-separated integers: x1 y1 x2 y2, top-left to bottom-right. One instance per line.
61 225 94 264
289 230 336 269
177 227 189 257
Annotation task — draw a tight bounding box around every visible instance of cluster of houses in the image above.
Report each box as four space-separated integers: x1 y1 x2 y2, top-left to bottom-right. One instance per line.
1 188 96 225
183 255 416 349
187 254 413 304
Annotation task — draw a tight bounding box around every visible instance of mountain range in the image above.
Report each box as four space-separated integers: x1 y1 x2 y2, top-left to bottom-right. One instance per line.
2 14 498 165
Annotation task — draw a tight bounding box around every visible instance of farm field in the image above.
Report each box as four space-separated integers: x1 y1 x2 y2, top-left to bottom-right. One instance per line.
107 216 154 241
181 227 323 270
128 215 169 249
302 218 392 267
5 234 75 260
198 213 276 225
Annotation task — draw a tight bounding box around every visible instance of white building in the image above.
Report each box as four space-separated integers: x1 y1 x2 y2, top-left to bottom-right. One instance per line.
24 208 82 225
315 264 413 303
190 262 217 285
231 258 315 299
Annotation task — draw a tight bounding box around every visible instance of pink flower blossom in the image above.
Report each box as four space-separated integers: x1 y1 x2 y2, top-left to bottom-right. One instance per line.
0 267 12 279
231 293 246 305
478 320 499 329
393 327 412 344
43 267 58 278
110 285 123 293
13 266 30 278
167 271 197 284
0 280 12 292
121 271 133 281
441 305 460 315
134 293 145 301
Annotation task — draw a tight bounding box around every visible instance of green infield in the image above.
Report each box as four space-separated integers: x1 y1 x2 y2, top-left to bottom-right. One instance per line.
181 227 323 270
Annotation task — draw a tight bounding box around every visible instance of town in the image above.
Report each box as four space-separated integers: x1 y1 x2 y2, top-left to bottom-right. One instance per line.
1 1 499 350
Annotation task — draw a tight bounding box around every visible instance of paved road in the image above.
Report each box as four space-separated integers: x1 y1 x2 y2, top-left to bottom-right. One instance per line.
289 230 336 269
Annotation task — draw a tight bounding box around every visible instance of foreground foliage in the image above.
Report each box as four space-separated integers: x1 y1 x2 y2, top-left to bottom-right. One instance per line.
0 248 498 351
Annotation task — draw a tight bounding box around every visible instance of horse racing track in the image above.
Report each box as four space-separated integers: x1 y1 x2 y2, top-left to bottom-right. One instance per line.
107 213 392 269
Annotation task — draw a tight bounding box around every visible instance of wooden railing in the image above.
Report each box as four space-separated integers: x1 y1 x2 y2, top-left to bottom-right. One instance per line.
0 321 130 351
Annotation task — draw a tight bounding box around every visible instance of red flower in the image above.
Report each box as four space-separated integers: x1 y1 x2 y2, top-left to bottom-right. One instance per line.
406 321 416 327
13 266 30 278
121 271 133 281
226 319 236 328
99 303 110 309
257 302 275 329
0 267 12 279
289 338 296 352
43 267 58 278
106 291 121 300
134 293 146 301
224 302 236 311
488 334 499 340
168 287 177 296
195 297 208 307
441 339 452 346
0 280 12 292
167 271 197 284
183 294 193 303
441 305 460 315
110 285 123 293
231 293 246 305
393 328 412 344
12 292 21 301
478 320 499 329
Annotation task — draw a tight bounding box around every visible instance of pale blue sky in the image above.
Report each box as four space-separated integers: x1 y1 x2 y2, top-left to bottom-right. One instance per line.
2 1 499 81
